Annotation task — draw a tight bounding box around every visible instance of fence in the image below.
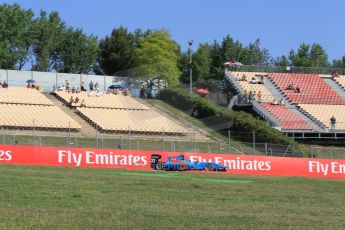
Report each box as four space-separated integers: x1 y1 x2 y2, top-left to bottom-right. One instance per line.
0 69 129 92
6 125 344 158
227 65 345 75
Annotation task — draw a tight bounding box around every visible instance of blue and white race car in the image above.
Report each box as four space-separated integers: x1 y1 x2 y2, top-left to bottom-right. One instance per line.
150 154 227 172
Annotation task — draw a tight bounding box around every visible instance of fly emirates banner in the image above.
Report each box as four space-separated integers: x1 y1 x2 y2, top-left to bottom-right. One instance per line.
1 144 345 179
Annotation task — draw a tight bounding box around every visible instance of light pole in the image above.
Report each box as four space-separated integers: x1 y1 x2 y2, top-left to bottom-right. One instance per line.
188 40 193 92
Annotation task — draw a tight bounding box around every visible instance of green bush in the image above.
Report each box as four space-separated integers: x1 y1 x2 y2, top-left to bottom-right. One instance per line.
157 88 290 144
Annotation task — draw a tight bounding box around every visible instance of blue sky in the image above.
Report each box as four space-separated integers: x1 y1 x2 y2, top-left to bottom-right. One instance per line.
2 0 345 61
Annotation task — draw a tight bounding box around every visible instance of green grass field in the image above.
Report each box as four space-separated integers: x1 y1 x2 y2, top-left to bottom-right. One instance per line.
1 165 345 229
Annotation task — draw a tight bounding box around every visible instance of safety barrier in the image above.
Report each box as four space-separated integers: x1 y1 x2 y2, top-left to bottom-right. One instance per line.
1 144 345 179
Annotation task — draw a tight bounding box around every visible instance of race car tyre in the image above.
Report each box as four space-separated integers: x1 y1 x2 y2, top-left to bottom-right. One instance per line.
156 162 165 170
205 164 215 171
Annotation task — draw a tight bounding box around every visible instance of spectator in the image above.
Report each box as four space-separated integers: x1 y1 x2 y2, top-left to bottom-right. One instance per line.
71 87 76 93
52 85 56 92
0 81 2 88
271 99 278 105
248 91 253 102
257 91 262 102
76 87 81 93
331 71 339 79
191 108 198 118
295 86 300 93
65 80 70 90
241 74 247 81
95 82 99 91
140 85 146 98
258 75 264 84
87 90 92 97
96 89 102 97
75 97 80 104
80 81 86 91
80 99 86 107
118 143 122 150
330 116 336 129
249 77 257 84
280 98 285 105
69 96 74 107
2 81 8 88
89 81 94 91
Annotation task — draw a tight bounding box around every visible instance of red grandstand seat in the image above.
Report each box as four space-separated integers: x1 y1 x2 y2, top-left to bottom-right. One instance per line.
261 103 312 130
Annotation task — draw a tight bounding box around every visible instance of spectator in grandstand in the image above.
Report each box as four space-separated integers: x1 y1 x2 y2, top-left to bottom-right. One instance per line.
248 91 254 102
123 88 128 96
258 75 264 84
330 116 336 129
75 97 80 104
295 86 300 93
95 82 99 91
280 98 285 105
286 83 294 90
80 81 86 91
71 87 76 93
96 89 102 97
257 91 262 102
140 85 146 98
331 71 339 79
69 96 74 107
249 77 257 84
66 80 70 90
80 99 86 107
271 98 279 105
89 81 94 91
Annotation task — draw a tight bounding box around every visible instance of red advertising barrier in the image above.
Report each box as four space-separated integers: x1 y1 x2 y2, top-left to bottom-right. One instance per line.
1 144 345 179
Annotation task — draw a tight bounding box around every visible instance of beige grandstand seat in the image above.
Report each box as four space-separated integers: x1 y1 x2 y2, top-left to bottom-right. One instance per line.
299 104 345 130
54 91 148 110
0 104 81 130
77 107 187 134
229 72 274 102
0 87 53 105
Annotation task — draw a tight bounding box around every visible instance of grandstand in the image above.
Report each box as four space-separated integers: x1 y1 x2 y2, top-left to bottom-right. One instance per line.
53 89 187 134
77 107 187 134
0 87 81 130
227 70 345 138
54 91 148 110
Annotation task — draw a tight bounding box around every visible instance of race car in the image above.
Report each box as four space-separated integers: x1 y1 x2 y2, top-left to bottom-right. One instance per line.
150 154 227 172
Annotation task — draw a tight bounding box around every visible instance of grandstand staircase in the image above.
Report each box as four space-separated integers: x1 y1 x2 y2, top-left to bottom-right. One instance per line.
264 77 325 132
323 77 345 100
45 93 97 136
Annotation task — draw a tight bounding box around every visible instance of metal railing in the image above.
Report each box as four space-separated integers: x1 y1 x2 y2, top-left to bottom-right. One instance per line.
226 65 345 75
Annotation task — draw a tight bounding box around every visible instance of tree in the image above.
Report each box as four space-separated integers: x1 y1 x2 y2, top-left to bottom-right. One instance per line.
192 44 211 81
135 30 180 87
274 55 289 66
288 43 329 67
31 10 65 71
332 55 345 69
0 3 34 69
54 27 99 73
247 39 270 66
98 26 136 75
